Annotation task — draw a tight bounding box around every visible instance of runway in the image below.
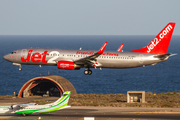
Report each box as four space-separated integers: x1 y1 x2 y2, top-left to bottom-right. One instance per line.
1 106 180 120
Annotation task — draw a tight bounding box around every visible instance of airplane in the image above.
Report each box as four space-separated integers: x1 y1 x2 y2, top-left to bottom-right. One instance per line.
3 22 176 75
0 91 71 116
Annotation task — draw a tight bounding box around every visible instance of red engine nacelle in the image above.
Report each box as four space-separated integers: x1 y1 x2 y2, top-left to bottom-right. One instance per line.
57 61 80 70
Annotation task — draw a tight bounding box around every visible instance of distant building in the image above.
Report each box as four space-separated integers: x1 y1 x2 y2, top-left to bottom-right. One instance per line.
127 91 145 103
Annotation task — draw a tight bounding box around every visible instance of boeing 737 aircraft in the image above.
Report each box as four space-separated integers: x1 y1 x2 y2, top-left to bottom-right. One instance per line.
0 91 71 116
3 22 176 75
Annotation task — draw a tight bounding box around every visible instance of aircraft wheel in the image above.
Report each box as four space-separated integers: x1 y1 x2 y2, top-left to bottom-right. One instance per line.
19 68 22 71
88 70 92 75
84 70 89 75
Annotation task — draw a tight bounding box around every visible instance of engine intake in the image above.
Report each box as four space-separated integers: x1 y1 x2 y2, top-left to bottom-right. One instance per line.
57 61 80 70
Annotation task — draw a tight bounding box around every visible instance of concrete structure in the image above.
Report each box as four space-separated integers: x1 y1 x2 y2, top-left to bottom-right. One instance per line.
18 75 77 98
127 91 145 103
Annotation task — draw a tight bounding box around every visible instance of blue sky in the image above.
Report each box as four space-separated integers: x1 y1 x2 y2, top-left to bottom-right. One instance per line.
0 0 179 35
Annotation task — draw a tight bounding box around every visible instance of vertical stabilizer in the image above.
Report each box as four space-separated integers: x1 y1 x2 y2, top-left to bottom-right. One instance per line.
37 91 71 114
46 91 71 106
130 22 176 54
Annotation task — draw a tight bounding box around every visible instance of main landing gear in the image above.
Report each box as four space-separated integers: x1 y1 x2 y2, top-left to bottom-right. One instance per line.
84 68 92 75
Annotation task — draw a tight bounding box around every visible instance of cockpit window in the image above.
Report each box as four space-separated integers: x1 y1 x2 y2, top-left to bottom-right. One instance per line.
11 51 16 54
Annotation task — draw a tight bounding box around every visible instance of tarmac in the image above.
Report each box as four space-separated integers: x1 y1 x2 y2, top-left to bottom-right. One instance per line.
0 97 180 120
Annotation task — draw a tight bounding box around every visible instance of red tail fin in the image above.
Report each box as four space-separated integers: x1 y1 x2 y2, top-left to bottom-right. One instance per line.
130 22 176 54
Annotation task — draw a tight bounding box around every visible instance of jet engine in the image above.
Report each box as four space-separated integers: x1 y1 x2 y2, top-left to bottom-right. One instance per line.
57 61 80 70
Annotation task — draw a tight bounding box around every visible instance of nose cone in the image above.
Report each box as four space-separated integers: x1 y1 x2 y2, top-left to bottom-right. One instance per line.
3 54 9 61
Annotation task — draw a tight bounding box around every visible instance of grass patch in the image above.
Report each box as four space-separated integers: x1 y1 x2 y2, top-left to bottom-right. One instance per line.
1 92 180 108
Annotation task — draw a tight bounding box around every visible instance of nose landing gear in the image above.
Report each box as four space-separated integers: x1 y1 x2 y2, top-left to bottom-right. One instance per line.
12 63 22 71
18 64 22 71
19 67 22 71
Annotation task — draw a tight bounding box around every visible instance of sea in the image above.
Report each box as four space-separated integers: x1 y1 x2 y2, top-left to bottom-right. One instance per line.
0 35 180 96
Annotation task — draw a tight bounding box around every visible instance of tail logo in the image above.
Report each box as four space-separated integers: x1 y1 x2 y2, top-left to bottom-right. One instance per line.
147 24 173 53
159 25 172 39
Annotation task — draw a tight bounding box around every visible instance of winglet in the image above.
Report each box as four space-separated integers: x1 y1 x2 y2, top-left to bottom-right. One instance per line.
117 43 124 52
97 41 107 54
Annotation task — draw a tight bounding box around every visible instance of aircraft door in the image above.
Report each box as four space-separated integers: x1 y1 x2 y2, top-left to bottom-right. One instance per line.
21 49 28 59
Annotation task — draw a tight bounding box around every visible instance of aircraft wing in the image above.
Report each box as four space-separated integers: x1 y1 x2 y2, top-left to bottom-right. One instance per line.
74 42 107 67
18 103 37 107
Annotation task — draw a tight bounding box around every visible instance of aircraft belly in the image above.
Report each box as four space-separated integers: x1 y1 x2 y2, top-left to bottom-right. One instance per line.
99 58 163 68
19 61 57 66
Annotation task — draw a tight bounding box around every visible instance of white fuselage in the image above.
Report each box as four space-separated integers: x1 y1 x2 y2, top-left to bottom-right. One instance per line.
3 48 167 69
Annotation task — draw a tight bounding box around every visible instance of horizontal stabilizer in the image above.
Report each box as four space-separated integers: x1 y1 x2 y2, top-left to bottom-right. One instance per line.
153 53 171 60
